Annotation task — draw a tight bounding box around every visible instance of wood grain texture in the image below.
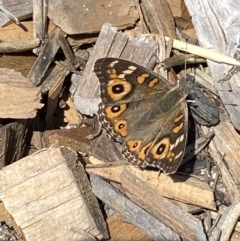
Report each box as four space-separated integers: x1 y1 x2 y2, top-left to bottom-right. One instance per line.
0 0 33 26
90 173 181 241
202 119 240 204
107 214 152 241
0 68 43 118
0 147 108 241
28 27 63 86
0 121 27 168
120 170 207 241
184 0 240 131
141 0 177 38
87 157 216 210
48 0 139 34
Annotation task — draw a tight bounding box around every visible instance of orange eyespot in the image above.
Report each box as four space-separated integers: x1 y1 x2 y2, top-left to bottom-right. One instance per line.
126 139 142 152
107 79 132 101
151 138 170 159
105 104 127 119
114 120 128 137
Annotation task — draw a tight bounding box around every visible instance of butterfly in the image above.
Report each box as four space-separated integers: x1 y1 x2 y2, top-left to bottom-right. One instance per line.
94 58 190 174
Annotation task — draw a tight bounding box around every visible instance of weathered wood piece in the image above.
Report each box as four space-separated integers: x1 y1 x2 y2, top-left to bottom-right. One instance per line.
48 0 139 34
0 147 108 241
28 27 64 86
43 63 70 125
0 121 27 168
0 68 43 118
32 0 48 40
140 0 177 38
184 0 240 131
120 170 207 241
0 0 33 26
168 0 197 39
202 118 240 203
0 39 40 52
0 21 55 42
90 173 181 241
74 23 157 115
210 202 240 241
87 157 216 210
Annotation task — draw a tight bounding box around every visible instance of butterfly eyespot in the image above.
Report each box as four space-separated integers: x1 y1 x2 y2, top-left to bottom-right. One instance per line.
133 143 138 148
126 139 142 152
105 104 127 119
114 120 128 137
107 79 132 101
119 123 124 129
151 138 170 159
112 84 124 94
156 143 166 155
112 106 120 112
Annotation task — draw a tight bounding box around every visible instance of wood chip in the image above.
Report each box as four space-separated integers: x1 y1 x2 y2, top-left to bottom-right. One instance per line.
0 0 33 26
202 118 240 203
0 147 109 241
0 68 43 118
48 0 139 34
28 27 64 86
0 21 55 42
140 0 177 38
184 0 240 131
0 121 27 168
120 169 207 241
90 173 181 241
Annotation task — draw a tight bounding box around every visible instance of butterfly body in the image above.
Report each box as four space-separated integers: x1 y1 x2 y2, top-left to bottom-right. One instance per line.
94 58 189 174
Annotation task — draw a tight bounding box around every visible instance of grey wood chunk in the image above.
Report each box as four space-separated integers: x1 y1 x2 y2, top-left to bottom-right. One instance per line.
28 27 64 86
210 202 240 241
0 0 33 26
48 0 139 34
74 23 157 116
184 0 240 131
90 173 181 241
